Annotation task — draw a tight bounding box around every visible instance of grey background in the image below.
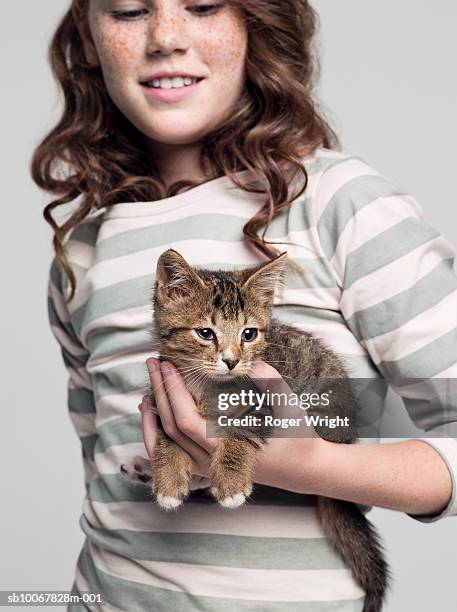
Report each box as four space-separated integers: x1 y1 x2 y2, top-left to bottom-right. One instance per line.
1 1 456 610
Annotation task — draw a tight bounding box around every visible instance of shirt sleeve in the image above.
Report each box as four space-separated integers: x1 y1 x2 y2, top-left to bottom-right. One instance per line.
47 257 97 492
313 156 457 522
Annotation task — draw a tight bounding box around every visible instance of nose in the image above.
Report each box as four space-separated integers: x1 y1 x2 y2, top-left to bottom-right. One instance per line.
222 358 240 371
146 9 190 56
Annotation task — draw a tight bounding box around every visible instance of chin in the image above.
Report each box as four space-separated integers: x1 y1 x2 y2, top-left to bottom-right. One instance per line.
146 125 210 147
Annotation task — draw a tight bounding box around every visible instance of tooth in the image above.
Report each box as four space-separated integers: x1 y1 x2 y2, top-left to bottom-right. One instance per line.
160 78 172 89
146 76 198 89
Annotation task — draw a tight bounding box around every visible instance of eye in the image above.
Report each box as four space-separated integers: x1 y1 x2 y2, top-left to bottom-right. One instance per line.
241 328 258 342
196 328 216 340
110 9 149 21
188 3 222 17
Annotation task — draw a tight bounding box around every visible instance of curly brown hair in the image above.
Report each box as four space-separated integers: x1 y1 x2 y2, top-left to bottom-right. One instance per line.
31 0 339 301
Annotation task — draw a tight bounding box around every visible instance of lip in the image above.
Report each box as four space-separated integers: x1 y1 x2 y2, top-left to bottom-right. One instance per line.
141 77 205 103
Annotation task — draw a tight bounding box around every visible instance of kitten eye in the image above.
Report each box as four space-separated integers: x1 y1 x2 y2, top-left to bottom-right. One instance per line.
196 328 215 340
241 328 258 342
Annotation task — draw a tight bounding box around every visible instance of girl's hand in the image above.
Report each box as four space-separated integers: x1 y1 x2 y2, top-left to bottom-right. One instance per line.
249 361 323 493
139 358 218 478
139 358 323 493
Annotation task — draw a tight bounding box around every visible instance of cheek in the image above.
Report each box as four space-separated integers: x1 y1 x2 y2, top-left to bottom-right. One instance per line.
92 21 144 83
189 336 217 359
204 343 218 358
204 18 248 84
242 338 264 360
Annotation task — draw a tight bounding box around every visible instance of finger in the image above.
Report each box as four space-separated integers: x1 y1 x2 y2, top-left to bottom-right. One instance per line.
253 362 319 439
140 390 212 469
139 396 158 457
147 360 215 461
250 361 305 422
146 358 170 411
146 358 180 436
160 362 217 453
251 361 292 392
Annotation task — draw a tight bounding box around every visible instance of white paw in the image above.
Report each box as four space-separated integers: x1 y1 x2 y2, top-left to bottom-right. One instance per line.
156 494 182 510
219 493 247 508
211 488 247 509
120 456 153 484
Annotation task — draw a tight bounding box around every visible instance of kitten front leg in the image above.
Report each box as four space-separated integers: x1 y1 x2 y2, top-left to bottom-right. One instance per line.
210 436 261 508
152 430 193 510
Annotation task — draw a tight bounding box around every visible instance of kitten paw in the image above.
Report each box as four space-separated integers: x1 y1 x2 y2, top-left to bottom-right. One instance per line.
156 494 183 511
211 487 249 509
120 456 152 485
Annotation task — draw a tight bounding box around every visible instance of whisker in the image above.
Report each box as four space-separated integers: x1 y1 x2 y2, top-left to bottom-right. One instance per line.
186 371 209 396
186 377 205 397
171 369 206 392
262 360 305 365
263 342 307 351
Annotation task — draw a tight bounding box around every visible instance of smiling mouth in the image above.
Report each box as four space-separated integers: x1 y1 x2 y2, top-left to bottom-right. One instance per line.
141 76 205 90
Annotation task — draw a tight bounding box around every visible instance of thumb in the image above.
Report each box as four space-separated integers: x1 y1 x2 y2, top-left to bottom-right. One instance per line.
251 361 301 420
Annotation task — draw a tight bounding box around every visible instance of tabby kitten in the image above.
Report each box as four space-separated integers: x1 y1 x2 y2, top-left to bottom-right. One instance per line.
122 249 389 612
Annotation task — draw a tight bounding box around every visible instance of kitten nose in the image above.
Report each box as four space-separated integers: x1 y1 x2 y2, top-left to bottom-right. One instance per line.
222 358 239 371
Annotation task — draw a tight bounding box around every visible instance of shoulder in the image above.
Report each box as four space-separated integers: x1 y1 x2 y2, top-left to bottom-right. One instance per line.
300 148 427 257
302 147 410 212
302 147 361 179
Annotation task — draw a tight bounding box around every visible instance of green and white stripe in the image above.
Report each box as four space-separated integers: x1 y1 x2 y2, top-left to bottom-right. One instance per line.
48 148 457 611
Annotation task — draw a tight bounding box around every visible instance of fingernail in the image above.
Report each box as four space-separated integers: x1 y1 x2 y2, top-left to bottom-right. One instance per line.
147 358 158 371
161 362 171 374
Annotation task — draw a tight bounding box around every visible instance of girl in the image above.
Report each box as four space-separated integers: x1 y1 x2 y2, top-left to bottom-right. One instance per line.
33 1 457 610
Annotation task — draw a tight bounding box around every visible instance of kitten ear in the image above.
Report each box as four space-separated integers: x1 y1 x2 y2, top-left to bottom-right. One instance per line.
155 249 205 302
241 252 288 301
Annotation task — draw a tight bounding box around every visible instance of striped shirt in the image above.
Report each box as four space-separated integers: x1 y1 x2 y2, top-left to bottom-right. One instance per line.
47 149 457 611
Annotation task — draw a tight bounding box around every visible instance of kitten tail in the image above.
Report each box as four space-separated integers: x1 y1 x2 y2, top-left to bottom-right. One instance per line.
317 497 391 612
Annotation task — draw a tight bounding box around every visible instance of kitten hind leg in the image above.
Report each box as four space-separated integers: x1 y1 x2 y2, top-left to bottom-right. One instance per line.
120 456 153 485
